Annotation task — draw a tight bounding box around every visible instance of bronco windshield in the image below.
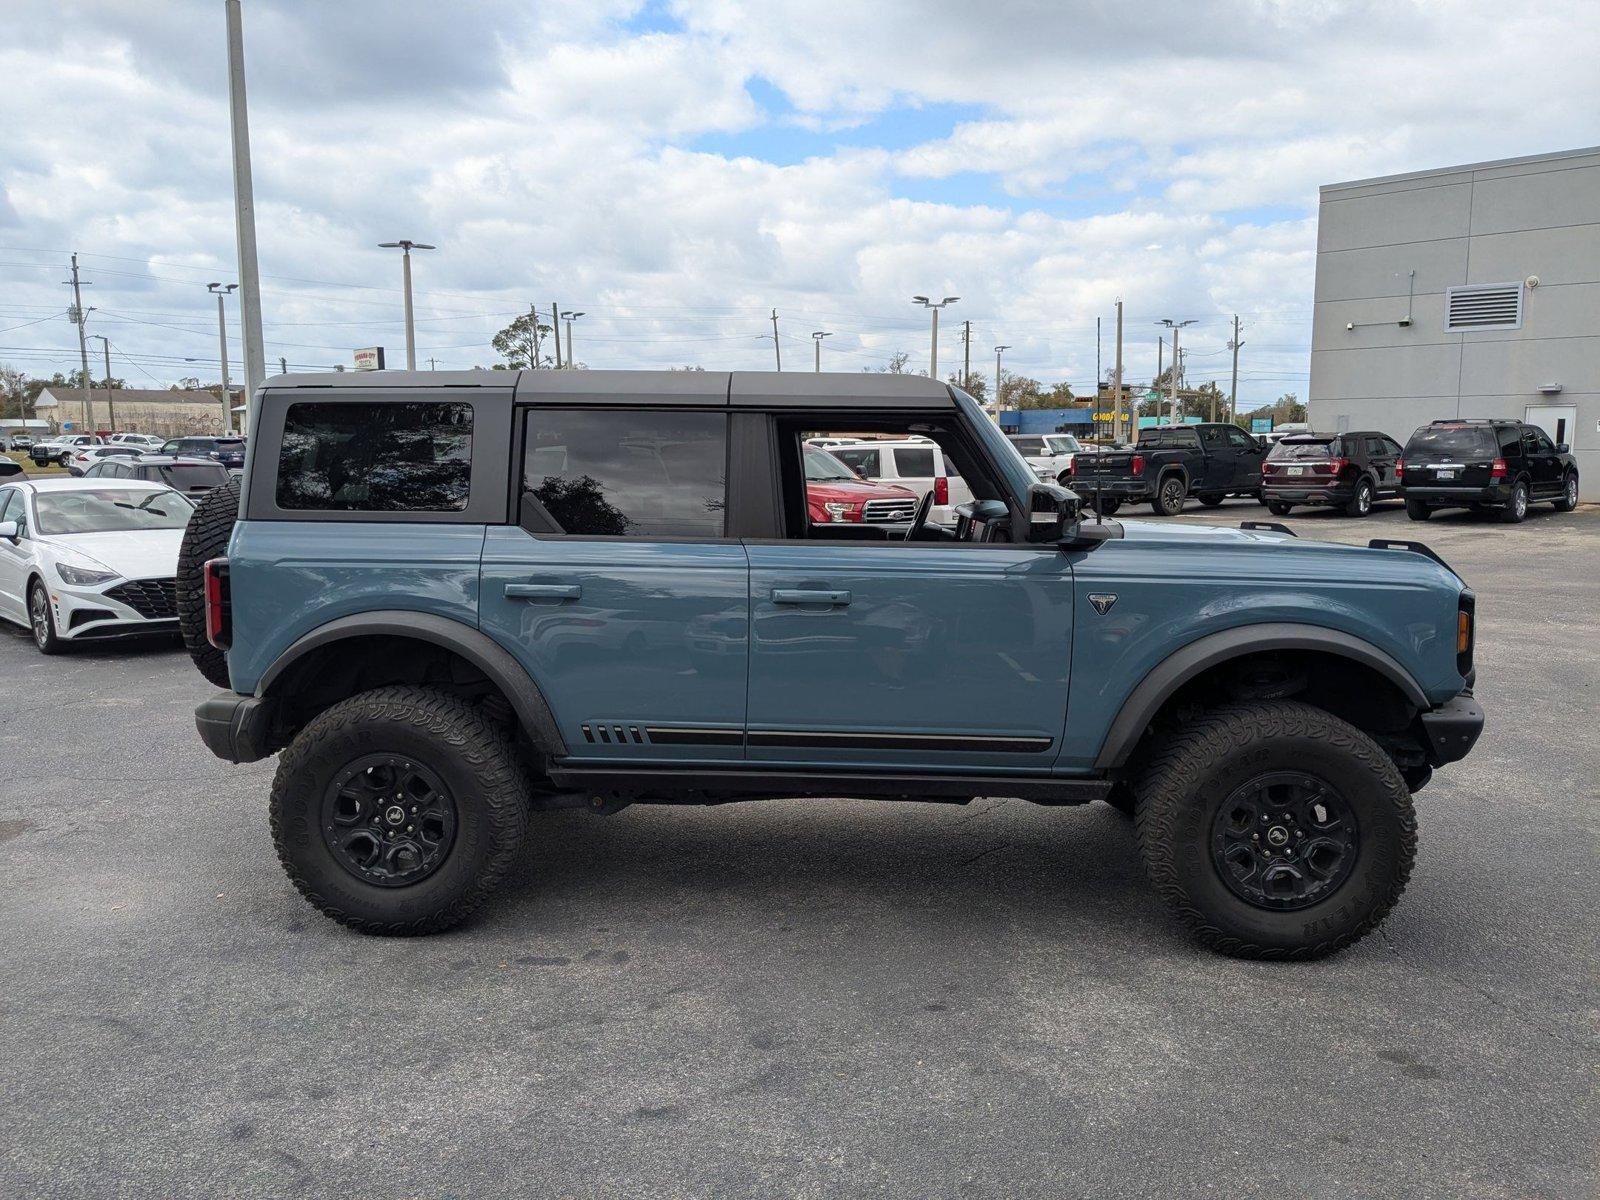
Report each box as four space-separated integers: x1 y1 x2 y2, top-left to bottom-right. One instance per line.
35 488 195 535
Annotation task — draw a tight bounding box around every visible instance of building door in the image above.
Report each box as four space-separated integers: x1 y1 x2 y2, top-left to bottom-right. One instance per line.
1524 404 1577 451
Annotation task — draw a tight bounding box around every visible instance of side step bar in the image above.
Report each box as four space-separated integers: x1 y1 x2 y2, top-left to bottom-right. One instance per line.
544 765 1110 807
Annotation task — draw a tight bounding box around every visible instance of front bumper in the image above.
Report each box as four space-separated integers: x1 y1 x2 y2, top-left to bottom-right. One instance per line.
51 578 179 642
195 692 278 763
1418 693 1484 766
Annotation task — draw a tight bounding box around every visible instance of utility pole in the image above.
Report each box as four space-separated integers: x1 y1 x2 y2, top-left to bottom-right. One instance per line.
994 345 1011 418
1228 314 1244 424
66 253 94 432
912 295 958 378
812 330 832 372
209 283 237 432
1111 299 1124 445
426 357 437 371
279 356 288 375
961 319 972 388
378 240 434 369
770 309 781 370
89 335 118 432
551 302 563 368
224 0 266 410
1096 316 1102 397
1158 318 1195 424
560 311 585 366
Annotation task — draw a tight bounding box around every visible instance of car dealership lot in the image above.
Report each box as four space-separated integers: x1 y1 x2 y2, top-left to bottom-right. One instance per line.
1 502 1595 1198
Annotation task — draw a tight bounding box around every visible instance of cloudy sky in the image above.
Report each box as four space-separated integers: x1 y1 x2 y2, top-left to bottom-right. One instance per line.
2 0 1596 408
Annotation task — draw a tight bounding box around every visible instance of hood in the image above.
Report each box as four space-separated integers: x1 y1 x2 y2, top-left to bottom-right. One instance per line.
1109 517 1463 583
806 479 918 502
50 529 184 581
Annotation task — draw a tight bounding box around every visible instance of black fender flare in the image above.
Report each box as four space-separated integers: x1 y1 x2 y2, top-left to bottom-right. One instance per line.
257 610 567 759
1093 623 1429 769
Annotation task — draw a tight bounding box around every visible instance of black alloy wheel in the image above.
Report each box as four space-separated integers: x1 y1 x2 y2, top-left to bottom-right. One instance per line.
322 755 458 887
1154 475 1187 516
1210 772 1358 910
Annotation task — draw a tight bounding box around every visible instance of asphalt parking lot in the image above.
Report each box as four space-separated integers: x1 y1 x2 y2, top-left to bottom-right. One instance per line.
2 498 1596 1199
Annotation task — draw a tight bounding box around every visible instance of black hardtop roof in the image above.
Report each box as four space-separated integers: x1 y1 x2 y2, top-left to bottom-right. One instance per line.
266 368 956 409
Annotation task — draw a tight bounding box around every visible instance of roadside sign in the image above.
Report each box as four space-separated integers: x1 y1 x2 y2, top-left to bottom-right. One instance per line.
1251 418 1273 433
353 346 386 371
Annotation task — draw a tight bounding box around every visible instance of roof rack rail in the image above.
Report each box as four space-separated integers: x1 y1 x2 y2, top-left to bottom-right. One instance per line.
1367 538 1460 578
1429 418 1501 425
1240 521 1296 537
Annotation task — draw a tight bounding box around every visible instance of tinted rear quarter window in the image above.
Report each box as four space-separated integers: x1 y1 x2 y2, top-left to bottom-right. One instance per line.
277 402 474 511
523 409 726 538
892 447 936 477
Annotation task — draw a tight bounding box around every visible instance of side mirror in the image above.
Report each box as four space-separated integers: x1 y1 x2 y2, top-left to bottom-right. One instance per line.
0 520 17 542
1023 481 1078 543
1556 443 1570 454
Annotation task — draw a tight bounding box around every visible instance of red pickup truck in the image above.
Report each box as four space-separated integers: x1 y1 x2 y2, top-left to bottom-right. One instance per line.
804 445 919 524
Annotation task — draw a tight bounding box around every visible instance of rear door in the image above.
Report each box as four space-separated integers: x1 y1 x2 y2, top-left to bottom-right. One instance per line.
1524 426 1561 497
1365 435 1400 494
1196 425 1232 490
479 405 750 762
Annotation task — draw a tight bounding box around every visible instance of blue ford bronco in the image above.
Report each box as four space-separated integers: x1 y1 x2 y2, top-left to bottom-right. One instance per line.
182 370 1483 958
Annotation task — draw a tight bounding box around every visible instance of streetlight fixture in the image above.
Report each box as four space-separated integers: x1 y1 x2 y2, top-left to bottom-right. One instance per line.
560 311 585 367
1158 318 1196 423
811 330 832 372
378 240 435 369
912 295 959 378
993 344 1012 418
209 283 238 432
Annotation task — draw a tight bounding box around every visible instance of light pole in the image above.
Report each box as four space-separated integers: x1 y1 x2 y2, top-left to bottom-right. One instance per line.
811 330 832 372
560 311 585 367
209 283 238 432
1158 318 1196 423
88 335 118 433
912 295 959 378
224 0 266 408
378 240 435 369
994 345 1011 419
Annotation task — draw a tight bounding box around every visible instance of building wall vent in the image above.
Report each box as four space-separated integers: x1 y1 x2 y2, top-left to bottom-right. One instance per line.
1445 282 1524 331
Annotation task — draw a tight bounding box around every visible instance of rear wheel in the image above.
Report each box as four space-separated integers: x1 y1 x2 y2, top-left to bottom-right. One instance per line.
1499 480 1529 523
1152 475 1187 516
1554 472 1579 512
1404 498 1430 521
1266 501 1292 516
176 476 241 689
1087 495 1121 517
1344 477 1374 517
1133 700 1415 959
269 686 531 935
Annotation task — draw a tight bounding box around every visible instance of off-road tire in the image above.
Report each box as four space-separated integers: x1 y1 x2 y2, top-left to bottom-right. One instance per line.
1266 501 1292 516
1198 493 1225 507
1152 474 1187 516
1553 472 1579 513
1133 700 1416 960
269 686 531 935
176 475 241 688
1499 480 1529 524
1345 477 1374 517
1087 495 1121 517
1404 498 1430 521
1102 783 1137 818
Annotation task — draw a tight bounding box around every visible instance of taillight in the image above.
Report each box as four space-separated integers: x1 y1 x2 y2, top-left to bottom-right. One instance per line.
1262 460 1274 475
1327 456 1350 475
1395 458 1404 478
203 558 231 651
934 476 948 506
1130 454 1145 477
1490 458 1507 479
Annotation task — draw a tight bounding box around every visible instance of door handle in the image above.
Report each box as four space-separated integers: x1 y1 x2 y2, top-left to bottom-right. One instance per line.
505 582 581 602
772 588 851 607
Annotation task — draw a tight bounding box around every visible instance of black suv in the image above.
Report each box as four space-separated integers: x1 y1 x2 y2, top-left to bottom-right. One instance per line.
157 436 247 470
1262 431 1402 517
1400 420 1579 523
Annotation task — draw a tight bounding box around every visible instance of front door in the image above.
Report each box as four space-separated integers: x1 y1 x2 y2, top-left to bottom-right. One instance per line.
1524 404 1576 454
1224 425 1264 489
479 406 750 764
0 488 26 623
745 541 1075 771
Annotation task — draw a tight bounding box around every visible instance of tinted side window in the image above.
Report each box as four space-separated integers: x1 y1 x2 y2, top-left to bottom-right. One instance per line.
1499 428 1522 457
523 409 726 538
1224 426 1256 449
892 447 936 477
277 402 474 512
832 448 881 478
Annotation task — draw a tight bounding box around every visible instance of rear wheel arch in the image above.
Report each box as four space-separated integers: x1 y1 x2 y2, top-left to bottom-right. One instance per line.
1094 624 1429 771
258 612 566 763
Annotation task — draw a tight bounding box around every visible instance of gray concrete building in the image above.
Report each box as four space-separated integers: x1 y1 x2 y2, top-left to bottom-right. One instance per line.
1310 147 1599 499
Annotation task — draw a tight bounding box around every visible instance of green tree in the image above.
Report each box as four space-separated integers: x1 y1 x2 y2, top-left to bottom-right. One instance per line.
491 311 555 370
947 369 987 402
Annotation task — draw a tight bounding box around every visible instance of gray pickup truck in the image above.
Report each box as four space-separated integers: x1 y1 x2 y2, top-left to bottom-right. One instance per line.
1071 423 1267 515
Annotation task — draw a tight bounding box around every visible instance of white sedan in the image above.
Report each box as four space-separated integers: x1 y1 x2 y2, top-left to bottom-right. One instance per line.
0 478 196 654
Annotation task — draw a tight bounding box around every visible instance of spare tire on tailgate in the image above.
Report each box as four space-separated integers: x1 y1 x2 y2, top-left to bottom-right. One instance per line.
176 476 241 689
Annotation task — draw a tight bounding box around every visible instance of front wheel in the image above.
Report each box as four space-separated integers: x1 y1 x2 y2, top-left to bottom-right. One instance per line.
1404 498 1430 521
57 453 72 467
1553 472 1579 513
1152 475 1187 516
1133 700 1416 959
1197 493 1225 508
29 580 63 655
269 686 532 935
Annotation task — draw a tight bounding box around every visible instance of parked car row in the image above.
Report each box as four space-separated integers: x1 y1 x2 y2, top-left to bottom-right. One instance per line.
27 433 245 468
